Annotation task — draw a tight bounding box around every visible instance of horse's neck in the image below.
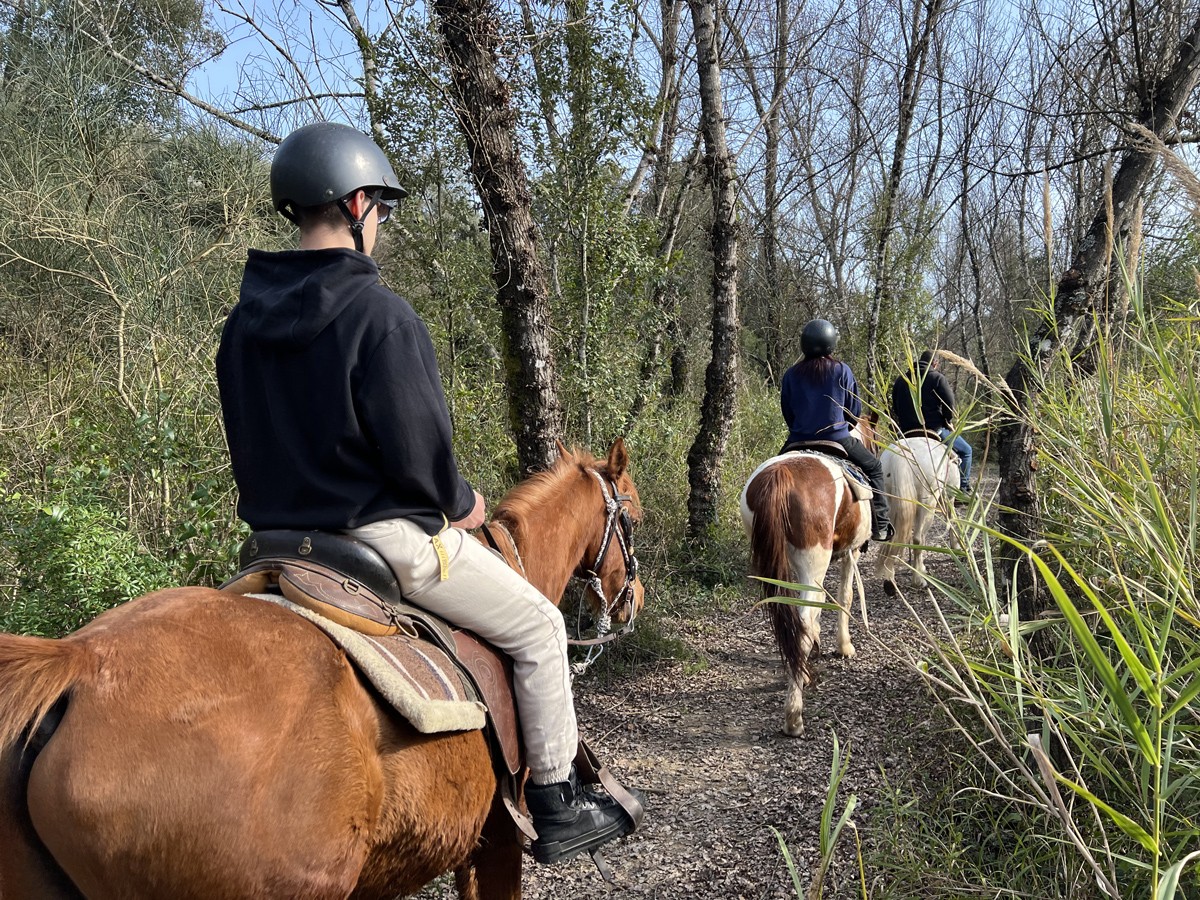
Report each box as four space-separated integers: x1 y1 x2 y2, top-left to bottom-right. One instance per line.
495 496 591 605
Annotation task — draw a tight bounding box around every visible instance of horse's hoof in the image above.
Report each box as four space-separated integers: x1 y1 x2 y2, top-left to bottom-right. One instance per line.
883 580 897 598
781 722 805 737
839 643 856 658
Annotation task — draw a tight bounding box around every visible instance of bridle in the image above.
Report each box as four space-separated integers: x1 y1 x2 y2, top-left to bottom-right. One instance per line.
478 466 641 673
570 468 640 649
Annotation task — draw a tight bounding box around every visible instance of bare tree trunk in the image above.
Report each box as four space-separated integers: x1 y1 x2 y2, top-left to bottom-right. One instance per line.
685 0 741 540
626 139 701 432
435 0 563 475
761 0 788 382
516 0 561 157
998 12 1200 619
624 0 684 213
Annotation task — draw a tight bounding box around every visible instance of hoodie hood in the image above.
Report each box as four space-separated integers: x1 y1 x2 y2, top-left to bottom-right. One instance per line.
235 248 381 347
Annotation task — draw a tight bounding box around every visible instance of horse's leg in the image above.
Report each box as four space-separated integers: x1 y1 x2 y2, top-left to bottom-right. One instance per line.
878 456 912 599
911 505 930 589
0 743 83 899
876 533 901 597
456 794 523 900
834 551 857 658
781 547 831 737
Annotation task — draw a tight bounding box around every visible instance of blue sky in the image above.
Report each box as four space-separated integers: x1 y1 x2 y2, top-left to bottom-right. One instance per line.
185 1 373 137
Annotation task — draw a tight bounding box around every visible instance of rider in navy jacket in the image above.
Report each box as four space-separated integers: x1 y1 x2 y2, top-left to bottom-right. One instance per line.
780 320 893 543
781 357 861 444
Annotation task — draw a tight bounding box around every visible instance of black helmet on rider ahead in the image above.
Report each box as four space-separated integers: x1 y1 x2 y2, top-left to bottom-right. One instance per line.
800 319 838 359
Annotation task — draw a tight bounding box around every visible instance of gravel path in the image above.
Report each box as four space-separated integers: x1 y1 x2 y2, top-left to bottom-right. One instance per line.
519 567 940 899
418 509 965 900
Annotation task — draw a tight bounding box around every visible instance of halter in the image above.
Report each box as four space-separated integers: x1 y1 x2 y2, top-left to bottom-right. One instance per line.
567 469 640 666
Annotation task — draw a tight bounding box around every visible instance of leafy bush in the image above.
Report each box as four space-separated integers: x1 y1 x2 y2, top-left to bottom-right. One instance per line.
0 493 173 637
871 288 1200 898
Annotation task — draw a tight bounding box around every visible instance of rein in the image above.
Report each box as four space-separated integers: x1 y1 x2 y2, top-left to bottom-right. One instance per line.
479 520 526 577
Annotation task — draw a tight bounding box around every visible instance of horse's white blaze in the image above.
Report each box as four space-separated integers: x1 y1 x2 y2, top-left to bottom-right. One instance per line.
878 437 959 590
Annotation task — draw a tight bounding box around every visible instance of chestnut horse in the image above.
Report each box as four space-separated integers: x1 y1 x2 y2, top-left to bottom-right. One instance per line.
876 435 959 596
0 439 642 900
739 425 873 737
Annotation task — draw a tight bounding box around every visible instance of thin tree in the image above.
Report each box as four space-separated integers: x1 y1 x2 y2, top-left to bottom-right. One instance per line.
864 0 947 384
685 0 742 539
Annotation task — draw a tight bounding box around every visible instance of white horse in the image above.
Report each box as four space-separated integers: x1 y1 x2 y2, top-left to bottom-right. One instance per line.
877 435 960 596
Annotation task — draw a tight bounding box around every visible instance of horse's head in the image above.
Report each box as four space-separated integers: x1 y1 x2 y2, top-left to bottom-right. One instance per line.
854 411 880 455
557 438 645 625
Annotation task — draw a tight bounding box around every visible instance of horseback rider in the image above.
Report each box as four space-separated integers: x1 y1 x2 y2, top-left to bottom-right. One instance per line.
890 350 973 496
215 121 642 865
779 319 894 543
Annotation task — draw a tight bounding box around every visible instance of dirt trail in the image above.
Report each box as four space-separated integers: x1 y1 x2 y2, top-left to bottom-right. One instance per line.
420 525 959 899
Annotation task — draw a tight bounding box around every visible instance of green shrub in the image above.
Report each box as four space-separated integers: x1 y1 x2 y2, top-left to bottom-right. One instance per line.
871 288 1200 898
0 494 173 637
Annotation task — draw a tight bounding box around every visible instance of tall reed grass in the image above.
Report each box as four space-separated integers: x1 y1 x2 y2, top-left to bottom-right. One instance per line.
875 280 1200 897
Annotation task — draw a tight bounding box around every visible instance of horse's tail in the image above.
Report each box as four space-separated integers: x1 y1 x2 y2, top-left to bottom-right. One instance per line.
0 632 91 750
745 464 813 683
880 447 917 549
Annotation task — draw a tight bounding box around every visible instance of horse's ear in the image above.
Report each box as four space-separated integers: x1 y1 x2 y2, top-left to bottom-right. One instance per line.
556 438 573 462
607 437 628 477
867 410 880 425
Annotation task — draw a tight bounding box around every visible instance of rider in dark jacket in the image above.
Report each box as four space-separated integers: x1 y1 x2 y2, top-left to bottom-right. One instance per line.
891 350 954 434
890 350 973 493
779 319 893 543
217 122 642 866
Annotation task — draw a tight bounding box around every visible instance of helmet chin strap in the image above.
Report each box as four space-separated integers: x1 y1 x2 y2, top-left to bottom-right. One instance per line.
337 197 371 253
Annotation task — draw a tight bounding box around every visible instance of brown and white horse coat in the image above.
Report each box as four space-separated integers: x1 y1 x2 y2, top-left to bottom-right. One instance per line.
740 449 871 737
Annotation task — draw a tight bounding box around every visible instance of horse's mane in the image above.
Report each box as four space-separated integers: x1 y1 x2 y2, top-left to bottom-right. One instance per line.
492 449 603 526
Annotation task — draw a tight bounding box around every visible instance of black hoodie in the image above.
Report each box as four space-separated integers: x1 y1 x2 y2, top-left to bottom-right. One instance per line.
890 358 956 434
216 248 476 535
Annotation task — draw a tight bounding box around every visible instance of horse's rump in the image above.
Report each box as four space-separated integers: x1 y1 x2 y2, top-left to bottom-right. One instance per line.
741 456 853 683
881 437 957 539
878 437 959 595
0 588 495 900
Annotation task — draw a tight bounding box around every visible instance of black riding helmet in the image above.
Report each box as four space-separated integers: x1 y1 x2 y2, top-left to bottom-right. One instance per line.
800 318 839 358
270 122 407 251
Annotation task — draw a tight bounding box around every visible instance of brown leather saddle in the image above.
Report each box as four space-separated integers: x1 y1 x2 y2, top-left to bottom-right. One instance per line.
220 530 522 778
902 428 944 441
780 438 849 459
778 439 875 499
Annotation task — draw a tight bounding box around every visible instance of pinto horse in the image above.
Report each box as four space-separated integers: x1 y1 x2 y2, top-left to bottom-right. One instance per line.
876 434 959 596
0 439 642 900
739 425 873 737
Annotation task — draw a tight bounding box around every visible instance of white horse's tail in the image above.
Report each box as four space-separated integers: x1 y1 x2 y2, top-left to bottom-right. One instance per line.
877 447 916 580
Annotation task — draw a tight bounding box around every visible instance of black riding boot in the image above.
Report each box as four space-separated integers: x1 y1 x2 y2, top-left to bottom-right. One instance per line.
838 436 894 542
869 492 894 543
525 766 641 864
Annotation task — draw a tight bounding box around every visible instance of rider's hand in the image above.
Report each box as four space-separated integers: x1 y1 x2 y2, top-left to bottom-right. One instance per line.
451 490 486 530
